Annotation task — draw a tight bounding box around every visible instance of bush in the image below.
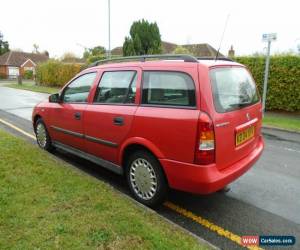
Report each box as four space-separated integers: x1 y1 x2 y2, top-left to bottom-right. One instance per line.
36 60 82 87
235 56 300 111
24 70 33 80
87 55 106 64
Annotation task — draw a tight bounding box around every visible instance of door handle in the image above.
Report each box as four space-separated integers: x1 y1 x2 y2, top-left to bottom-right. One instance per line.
113 116 124 126
74 112 81 120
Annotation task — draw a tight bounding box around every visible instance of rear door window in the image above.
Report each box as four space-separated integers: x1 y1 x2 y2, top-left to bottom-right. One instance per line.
94 71 137 104
142 71 196 107
210 67 259 113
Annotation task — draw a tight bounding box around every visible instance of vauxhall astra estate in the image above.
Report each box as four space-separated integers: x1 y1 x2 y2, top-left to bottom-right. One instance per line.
32 55 264 207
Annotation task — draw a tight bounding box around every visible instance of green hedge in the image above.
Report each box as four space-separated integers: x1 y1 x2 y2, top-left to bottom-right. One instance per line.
235 56 300 111
36 60 82 87
35 57 300 111
24 70 33 80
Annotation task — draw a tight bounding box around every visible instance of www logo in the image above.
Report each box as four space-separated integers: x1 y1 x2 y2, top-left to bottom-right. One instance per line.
242 235 296 246
241 236 259 246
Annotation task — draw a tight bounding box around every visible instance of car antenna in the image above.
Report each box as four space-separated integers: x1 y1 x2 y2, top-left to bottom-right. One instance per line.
215 14 230 61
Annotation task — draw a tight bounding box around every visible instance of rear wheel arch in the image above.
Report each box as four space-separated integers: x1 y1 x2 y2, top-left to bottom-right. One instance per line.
123 145 169 207
121 143 168 184
120 138 165 167
122 144 155 167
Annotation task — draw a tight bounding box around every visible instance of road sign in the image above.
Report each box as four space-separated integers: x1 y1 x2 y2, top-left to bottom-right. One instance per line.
262 33 277 42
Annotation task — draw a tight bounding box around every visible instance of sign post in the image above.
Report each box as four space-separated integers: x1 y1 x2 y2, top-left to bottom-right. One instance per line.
262 33 277 115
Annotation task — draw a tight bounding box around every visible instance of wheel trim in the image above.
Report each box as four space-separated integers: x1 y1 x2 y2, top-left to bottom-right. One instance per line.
36 123 47 148
129 158 157 200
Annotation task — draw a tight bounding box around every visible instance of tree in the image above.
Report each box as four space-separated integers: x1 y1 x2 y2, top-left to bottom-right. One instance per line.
61 52 79 62
82 45 106 63
0 32 10 55
123 19 162 56
83 45 106 59
172 46 191 55
123 37 135 56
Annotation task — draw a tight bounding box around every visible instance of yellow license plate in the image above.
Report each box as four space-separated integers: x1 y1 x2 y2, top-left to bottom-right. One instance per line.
236 126 255 146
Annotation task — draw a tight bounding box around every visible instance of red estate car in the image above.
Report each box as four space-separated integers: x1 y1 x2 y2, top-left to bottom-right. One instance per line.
32 55 264 207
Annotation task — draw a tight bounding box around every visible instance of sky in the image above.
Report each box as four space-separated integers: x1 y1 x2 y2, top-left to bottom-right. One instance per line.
1 0 300 58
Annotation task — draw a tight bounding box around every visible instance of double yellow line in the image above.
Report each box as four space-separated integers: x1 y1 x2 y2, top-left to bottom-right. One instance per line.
0 117 263 250
0 118 35 139
164 201 263 250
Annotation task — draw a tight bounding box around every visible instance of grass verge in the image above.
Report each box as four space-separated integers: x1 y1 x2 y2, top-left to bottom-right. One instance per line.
0 129 210 250
5 82 59 94
263 113 300 132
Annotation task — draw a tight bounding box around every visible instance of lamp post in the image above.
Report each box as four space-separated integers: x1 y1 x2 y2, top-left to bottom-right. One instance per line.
295 38 300 54
108 0 111 59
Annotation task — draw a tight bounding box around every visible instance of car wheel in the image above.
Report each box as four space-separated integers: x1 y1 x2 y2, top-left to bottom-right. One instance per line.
126 150 168 208
35 118 53 152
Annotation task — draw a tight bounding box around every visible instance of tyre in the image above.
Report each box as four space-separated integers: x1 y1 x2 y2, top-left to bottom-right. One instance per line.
35 118 54 152
126 150 168 208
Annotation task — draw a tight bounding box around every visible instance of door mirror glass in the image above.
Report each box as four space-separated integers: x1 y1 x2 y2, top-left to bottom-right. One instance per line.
49 93 60 103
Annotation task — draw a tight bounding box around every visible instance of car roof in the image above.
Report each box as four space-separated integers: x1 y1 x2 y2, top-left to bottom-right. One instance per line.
84 59 243 73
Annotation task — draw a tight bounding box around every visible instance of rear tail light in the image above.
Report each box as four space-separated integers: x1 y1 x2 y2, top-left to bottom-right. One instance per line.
194 112 215 165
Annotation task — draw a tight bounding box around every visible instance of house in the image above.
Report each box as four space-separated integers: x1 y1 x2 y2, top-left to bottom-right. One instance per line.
161 41 225 57
111 46 123 56
110 41 225 57
0 51 49 79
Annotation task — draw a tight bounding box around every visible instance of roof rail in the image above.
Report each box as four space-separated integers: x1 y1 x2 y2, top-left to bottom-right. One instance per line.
197 56 234 62
89 54 198 67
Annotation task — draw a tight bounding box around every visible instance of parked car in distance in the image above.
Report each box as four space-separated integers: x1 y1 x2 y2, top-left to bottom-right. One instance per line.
32 55 264 207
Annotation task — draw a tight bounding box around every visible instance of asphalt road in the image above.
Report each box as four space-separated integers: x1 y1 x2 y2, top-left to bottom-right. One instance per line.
0 86 299 250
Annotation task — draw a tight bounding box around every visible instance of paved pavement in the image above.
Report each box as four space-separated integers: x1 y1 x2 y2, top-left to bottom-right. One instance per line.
0 86 299 250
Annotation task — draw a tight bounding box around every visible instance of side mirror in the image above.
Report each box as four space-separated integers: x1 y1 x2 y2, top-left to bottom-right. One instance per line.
49 93 60 103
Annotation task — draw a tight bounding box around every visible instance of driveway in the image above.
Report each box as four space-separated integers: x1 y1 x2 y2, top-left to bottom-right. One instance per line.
0 86 299 249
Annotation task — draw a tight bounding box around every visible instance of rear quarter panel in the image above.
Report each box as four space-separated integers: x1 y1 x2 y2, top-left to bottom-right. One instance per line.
127 64 200 163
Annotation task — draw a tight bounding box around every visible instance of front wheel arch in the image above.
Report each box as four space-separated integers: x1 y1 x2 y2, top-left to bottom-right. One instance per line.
33 114 42 131
34 118 54 152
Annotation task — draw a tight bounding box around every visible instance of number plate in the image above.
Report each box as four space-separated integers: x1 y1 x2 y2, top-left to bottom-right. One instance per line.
236 126 255 146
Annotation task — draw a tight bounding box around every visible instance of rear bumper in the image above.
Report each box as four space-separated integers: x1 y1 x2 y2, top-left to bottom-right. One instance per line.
160 135 264 194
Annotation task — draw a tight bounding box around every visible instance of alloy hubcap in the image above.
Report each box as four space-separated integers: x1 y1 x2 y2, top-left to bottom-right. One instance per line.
36 123 47 148
129 158 157 200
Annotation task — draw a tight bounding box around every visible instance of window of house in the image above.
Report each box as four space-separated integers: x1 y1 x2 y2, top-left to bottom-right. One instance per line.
142 71 196 107
94 71 137 104
63 72 97 103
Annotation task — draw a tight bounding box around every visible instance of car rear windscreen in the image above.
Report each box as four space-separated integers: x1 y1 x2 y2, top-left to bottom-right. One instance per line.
210 67 259 113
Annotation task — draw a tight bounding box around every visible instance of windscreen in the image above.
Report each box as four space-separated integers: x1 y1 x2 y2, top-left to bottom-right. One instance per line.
210 67 259 113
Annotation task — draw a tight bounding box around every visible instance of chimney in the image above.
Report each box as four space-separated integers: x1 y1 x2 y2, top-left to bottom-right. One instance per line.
228 45 235 58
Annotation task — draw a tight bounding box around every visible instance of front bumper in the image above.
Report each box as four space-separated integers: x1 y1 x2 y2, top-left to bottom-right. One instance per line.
160 135 264 194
